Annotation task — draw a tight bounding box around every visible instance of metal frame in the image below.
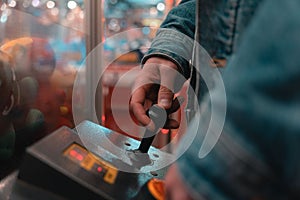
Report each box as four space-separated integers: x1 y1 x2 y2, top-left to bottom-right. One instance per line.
84 0 103 124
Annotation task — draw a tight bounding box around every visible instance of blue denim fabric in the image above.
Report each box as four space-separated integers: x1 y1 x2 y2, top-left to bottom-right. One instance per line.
177 0 300 199
142 0 262 78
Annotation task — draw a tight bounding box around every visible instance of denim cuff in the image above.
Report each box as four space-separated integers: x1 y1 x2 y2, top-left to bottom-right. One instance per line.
142 29 194 79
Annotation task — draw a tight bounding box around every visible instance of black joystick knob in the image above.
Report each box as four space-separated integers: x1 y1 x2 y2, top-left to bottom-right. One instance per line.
138 105 167 153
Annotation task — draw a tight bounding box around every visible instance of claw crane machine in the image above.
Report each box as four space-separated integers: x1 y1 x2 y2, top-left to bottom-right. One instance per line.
0 0 87 152
0 0 178 159
0 1 184 199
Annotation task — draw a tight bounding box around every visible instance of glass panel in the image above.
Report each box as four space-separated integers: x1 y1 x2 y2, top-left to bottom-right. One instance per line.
0 0 177 161
0 0 86 155
103 0 176 65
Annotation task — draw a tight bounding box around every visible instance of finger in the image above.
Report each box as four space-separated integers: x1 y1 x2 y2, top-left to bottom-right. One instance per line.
158 85 174 110
165 165 176 200
158 63 178 109
131 64 160 127
165 165 194 200
130 87 151 126
163 118 179 129
167 96 185 114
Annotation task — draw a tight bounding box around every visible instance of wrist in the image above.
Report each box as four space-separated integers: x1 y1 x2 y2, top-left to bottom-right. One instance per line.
145 57 179 71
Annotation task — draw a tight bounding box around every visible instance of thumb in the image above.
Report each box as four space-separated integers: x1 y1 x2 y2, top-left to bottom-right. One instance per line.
158 85 174 110
158 63 178 110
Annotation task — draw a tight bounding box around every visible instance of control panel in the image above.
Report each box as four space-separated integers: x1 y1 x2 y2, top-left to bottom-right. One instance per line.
64 143 118 185
15 121 173 200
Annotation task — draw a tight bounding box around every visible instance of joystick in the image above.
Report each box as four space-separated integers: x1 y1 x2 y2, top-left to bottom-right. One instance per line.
138 105 167 153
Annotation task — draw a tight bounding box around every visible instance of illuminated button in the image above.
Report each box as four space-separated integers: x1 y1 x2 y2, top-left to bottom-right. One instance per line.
70 150 77 157
97 166 103 173
92 164 106 176
69 149 84 161
76 154 84 161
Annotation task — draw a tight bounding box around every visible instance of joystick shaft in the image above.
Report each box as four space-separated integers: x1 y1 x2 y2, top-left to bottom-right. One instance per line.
138 105 167 153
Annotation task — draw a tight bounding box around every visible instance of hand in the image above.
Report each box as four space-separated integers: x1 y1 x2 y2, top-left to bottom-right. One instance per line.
165 164 194 200
130 57 185 129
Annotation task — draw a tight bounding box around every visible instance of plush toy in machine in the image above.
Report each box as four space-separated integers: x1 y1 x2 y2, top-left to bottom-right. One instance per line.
0 50 44 160
0 37 56 83
2 37 74 129
0 37 74 160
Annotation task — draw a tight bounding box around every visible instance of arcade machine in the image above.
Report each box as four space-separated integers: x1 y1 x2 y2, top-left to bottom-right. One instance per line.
5 105 174 200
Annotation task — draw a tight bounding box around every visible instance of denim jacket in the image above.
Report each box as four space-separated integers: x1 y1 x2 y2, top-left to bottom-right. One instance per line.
143 0 300 199
142 0 262 78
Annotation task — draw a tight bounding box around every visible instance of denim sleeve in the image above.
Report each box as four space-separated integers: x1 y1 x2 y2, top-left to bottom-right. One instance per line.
142 0 262 78
176 0 300 199
142 0 196 79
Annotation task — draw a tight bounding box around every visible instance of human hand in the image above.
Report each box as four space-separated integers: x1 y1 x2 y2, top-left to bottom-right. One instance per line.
165 164 194 200
130 57 185 130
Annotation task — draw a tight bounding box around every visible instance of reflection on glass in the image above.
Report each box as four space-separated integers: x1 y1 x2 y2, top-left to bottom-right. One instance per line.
0 1 86 159
103 0 172 65
0 0 177 162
